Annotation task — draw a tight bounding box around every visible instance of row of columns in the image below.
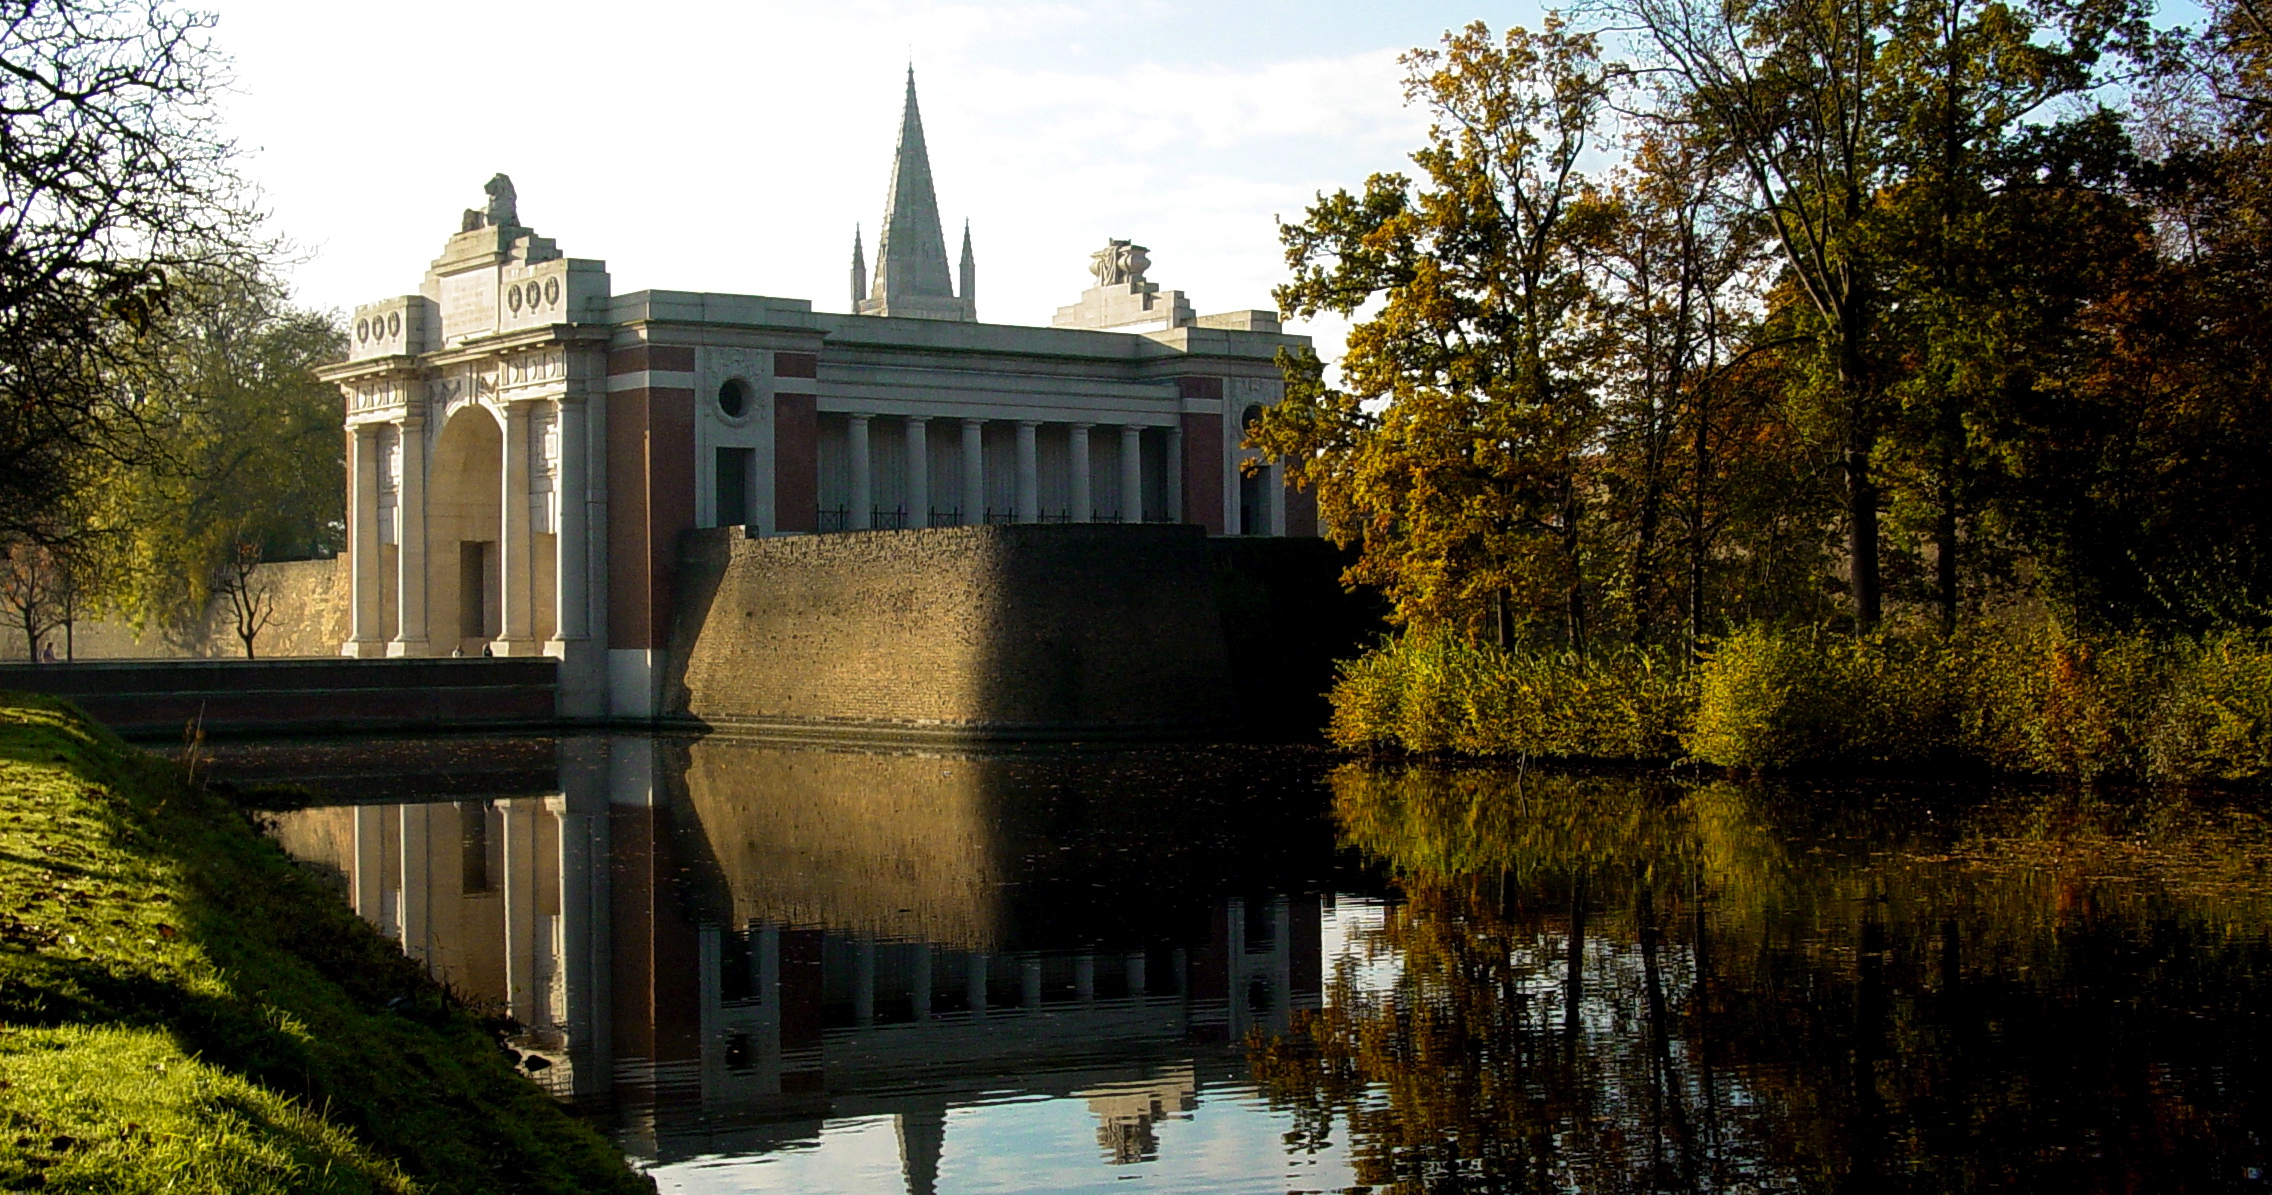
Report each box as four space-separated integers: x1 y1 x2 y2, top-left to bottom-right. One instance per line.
840 415 1183 530
348 395 590 657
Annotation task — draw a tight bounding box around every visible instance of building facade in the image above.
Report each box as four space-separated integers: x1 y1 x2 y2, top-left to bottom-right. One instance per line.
317 74 1312 718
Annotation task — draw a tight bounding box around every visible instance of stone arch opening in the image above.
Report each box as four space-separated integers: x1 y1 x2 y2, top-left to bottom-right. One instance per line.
430 405 504 655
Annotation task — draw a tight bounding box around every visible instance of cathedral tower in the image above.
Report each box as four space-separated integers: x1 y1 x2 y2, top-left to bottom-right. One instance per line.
854 69 974 321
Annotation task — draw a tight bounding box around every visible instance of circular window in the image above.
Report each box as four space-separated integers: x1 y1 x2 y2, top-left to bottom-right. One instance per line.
1242 404 1264 429
717 378 750 419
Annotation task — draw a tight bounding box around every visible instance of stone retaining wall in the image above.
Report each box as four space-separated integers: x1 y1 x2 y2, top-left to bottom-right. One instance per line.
664 523 1235 738
1 556 350 661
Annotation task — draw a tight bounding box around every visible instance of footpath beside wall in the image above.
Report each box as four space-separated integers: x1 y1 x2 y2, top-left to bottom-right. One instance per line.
1 556 350 661
665 524 1236 739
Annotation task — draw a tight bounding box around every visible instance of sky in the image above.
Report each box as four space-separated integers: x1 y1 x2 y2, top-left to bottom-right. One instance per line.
204 0 1552 354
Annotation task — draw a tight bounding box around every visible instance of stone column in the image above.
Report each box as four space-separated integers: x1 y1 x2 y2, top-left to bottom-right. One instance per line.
1119 425 1143 523
1268 464 1287 536
906 416 929 529
967 952 989 1016
390 414 429 655
1069 423 1092 523
346 423 384 656
551 397 589 644
849 414 873 530
961 419 984 525
499 402 536 653
1167 425 1185 523
1015 421 1039 524
911 944 932 1022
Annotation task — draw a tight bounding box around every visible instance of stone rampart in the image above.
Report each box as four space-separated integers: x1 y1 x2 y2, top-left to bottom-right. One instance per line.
1 556 350 661
664 523 1234 738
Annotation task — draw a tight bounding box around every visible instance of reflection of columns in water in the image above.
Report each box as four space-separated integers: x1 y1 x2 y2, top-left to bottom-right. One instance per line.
1125 951 1146 999
503 798 538 1024
967 951 989 1016
911 944 932 1021
1075 953 1095 1001
399 804 430 960
854 938 876 1027
1021 958 1043 1008
352 805 386 933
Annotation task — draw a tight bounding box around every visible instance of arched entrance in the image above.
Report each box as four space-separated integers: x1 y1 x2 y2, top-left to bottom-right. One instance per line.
429 405 503 655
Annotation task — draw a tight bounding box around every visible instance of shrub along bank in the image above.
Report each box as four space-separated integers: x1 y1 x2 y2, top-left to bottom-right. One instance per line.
1332 623 2272 784
0 693 651 1194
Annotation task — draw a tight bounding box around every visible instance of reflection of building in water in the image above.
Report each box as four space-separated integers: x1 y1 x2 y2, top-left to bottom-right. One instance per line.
1084 1066 1197 1164
270 734 1325 1186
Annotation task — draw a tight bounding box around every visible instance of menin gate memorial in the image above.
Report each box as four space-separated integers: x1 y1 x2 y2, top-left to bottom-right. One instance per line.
315 72 1316 729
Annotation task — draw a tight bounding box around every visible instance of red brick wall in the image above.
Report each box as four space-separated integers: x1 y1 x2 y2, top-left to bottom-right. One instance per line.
1180 411 1224 535
607 345 696 651
773 393 817 534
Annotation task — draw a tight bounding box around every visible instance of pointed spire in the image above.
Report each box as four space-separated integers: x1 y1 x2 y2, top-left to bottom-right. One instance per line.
959 220 976 321
857 67 971 321
851 225 868 311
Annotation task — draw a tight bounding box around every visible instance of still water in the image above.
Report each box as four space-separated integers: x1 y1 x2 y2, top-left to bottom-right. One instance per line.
215 734 2272 1192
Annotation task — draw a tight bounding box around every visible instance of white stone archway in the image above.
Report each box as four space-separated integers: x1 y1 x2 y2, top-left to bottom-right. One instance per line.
429 403 504 656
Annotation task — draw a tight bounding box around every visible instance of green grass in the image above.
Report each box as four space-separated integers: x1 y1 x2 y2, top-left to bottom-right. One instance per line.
0 692 651 1194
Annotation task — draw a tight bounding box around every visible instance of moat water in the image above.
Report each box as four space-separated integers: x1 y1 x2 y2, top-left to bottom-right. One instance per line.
214 733 2272 1193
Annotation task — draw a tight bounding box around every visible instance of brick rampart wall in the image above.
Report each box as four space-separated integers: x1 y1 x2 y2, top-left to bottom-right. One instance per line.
664 523 1235 737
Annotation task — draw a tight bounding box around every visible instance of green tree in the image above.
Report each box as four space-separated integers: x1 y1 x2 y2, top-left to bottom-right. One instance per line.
1259 21 1614 644
93 272 344 652
0 0 262 543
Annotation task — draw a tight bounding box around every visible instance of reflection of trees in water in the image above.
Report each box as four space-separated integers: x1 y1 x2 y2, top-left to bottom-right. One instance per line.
1250 766 2272 1192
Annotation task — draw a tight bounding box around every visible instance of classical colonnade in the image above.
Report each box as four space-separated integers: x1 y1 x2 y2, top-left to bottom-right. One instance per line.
344 394 591 659
837 414 1185 529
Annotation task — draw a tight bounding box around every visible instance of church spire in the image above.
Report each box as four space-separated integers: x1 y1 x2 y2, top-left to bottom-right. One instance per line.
856 67 973 321
959 220 976 321
850 224 867 310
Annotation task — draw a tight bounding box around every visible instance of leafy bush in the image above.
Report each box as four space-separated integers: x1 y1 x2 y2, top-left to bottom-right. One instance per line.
1329 629 1691 760
1336 620 2272 786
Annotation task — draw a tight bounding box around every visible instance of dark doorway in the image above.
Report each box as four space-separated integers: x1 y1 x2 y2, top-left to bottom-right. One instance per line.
717 446 754 528
459 541 491 640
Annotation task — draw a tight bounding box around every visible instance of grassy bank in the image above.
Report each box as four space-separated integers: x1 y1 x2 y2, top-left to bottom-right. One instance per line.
0 693 650 1194
1332 623 2272 783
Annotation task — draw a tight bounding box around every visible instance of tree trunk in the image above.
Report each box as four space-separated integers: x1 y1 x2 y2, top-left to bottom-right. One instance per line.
1691 380 1710 661
1841 320 1881 628
1564 482 1587 656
